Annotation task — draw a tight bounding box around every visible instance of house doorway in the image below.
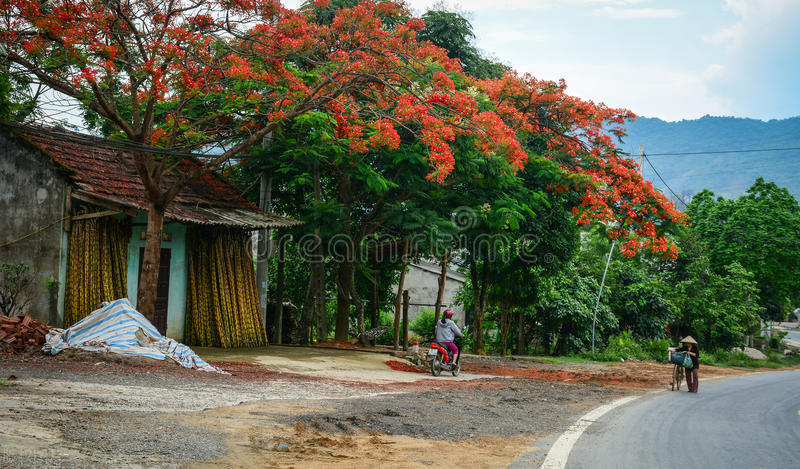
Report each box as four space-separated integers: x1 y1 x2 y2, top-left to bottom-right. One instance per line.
138 247 171 335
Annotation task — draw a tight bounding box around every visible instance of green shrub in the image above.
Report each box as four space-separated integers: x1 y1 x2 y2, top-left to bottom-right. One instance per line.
604 331 643 360
374 309 396 345
642 337 672 362
579 333 671 362
409 307 436 338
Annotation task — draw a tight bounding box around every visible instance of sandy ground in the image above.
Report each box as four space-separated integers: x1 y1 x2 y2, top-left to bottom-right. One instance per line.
0 346 762 468
194 345 493 383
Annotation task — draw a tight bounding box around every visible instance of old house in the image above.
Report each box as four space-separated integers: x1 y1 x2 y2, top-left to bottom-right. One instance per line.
0 123 298 347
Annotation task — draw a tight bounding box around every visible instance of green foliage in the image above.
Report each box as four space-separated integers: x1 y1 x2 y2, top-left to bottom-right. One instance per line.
535 263 618 355
0 263 33 316
686 179 800 320
417 9 509 79
372 308 396 345
409 307 436 338
608 260 672 339
0 68 38 122
582 332 670 362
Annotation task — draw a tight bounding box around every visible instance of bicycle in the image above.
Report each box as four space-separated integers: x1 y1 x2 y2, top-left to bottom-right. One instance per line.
668 349 684 391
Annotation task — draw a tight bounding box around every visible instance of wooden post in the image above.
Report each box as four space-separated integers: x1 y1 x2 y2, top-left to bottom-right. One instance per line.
402 289 409 351
393 239 409 350
434 251 448 324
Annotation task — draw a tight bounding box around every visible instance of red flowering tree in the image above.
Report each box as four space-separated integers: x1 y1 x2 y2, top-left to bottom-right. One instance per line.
0 0 525 320
476 72 686 259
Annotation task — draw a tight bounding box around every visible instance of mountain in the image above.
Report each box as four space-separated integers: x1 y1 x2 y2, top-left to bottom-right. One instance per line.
618 115 800 205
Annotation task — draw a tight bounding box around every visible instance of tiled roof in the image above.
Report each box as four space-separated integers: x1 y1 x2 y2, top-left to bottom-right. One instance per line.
10 124 300 229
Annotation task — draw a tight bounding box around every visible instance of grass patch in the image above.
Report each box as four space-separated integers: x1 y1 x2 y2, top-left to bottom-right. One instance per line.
514 355 618 365
704 349 800 369
0 380 13 387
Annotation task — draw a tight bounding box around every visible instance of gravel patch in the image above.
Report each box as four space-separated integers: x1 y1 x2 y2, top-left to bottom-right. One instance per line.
292 379 632 440
56 411 227 461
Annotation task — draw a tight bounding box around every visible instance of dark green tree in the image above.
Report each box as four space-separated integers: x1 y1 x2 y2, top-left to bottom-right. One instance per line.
417 9 508 79
686 178 800 320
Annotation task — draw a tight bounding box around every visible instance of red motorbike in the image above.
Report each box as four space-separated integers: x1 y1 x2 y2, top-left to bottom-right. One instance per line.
427 341 461 377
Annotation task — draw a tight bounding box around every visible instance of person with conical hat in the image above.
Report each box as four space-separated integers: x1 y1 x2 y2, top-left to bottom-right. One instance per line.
678 336 700 392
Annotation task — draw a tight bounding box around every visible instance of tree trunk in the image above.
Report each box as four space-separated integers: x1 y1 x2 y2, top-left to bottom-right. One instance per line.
434 251 448 325
335 260 352 341
499 306 510 357
333 173 353 342
517 308 525 355
553 323 570 356
351 276 368 346
371 260 379 330
136 202 165 321
275 240 285 345
311 162 326 343
315 262 327 342
393 240 409 350
469 252 490 355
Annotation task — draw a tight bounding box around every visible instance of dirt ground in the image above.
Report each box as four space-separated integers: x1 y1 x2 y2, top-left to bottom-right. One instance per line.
0 345 756 468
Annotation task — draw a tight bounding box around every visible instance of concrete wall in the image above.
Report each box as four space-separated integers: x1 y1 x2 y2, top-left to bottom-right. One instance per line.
126 214 188 341
398 259 466 326
0 127 68 325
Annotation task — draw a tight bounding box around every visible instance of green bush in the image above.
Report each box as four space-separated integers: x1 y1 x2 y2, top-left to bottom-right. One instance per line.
409 307 436 339
580 332 671 362
642 337 672 363
374 308 396 345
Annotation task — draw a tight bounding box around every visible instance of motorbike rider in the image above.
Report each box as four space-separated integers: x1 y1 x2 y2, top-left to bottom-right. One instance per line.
435 309 464 363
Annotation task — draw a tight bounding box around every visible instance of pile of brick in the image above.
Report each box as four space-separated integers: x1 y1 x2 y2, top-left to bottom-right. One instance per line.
0 314 50 350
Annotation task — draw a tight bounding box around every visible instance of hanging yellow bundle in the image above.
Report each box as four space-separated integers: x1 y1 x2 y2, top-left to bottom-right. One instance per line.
64 216 129 327
185 227 267 348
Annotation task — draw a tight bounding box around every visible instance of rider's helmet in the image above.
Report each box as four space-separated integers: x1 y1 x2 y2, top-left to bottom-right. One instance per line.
444 309 454 319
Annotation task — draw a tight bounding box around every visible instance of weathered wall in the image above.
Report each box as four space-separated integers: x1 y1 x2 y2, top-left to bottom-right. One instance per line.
0 127 68 324
126 214 188 341
398 259 466 326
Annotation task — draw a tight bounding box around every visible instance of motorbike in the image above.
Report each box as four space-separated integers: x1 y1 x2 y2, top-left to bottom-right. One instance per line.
427 339 462 377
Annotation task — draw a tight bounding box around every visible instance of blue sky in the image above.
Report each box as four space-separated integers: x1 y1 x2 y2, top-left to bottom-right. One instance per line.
288 0 800 122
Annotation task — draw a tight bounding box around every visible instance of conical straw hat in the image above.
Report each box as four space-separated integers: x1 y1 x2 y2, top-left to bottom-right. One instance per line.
680 336 697 344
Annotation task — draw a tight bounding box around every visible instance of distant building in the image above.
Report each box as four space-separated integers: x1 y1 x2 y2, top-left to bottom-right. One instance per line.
400 258 466 326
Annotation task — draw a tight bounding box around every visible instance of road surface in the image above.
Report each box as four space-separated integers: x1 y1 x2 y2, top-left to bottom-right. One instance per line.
779 325 800 343
561 370 800 469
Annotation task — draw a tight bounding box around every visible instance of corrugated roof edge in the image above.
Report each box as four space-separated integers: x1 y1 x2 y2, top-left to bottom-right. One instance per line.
2 122 302 230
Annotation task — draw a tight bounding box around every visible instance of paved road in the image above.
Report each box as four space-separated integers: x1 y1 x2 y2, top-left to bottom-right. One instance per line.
564 370 800 469
780 325 800 343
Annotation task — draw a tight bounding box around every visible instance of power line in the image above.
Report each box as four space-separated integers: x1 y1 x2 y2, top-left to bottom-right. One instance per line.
643 153 688 206
642 146 800 157
643 153 800 244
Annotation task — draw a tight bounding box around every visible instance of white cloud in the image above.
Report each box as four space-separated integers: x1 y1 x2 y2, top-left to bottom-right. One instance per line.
702 63 725 81
481 29 555 43
592 6 681 19
705 0 800 49
402 0 650 13
513 61 733 121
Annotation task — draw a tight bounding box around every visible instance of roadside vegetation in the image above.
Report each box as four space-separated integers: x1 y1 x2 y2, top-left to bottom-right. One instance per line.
1 0 798 367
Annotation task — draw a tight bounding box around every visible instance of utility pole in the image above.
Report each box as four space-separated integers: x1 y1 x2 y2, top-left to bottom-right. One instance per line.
638 144 644 175
256 133 274 329
591 145 644 352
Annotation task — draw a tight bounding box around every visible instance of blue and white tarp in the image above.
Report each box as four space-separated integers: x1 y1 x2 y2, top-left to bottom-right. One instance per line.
43 298 228 374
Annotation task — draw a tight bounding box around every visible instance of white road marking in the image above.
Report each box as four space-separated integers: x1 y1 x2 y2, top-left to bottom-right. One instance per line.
539 395 640 469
